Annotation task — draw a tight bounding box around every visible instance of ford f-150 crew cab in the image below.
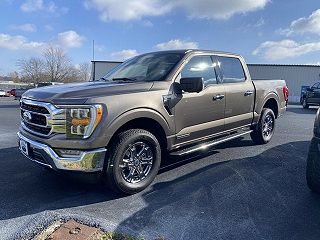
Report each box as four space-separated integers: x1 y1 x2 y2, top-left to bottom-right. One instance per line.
18 50 288 194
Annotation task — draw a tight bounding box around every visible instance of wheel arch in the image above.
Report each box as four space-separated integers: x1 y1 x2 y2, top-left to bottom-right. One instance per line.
104 108 170 151
256 92 280 119
263 98 279 118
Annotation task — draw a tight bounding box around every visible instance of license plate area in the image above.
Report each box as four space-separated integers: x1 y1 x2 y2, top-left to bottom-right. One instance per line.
19 139 29 156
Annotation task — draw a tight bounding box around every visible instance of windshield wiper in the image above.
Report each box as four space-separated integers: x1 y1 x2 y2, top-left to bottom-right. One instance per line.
99 77 110 81
112 77 136 81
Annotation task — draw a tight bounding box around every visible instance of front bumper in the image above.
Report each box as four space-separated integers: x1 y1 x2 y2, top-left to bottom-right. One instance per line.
17 132 107 172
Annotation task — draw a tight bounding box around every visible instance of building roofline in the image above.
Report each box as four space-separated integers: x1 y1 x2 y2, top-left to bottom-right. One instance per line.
248 63 320 67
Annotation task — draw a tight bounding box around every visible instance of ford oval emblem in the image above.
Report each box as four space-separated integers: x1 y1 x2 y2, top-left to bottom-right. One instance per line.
23 111 32 122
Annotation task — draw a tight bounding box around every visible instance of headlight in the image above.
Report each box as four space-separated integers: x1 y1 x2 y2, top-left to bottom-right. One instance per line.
57 104 103 139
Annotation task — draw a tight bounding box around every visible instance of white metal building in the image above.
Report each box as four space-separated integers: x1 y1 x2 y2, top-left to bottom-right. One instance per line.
91 60 320 103
248 64 320 103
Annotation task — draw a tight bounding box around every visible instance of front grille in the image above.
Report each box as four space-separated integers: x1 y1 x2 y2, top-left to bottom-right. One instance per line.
20 100 52 136
21 110 47 126
21 101 49 114
20 99 66 137
24 122 51 135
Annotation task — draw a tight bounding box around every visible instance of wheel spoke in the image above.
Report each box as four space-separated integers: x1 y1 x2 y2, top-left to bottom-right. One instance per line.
136 166 145 180
130 146 138 157
141 156 153 165
126 167 136 183
119 160 134 168
137 143 146 157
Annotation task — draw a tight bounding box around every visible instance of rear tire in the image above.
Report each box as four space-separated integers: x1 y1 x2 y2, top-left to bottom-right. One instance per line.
104 129 161 195
251 108 275 145
306 138 320 193
303 98 309 109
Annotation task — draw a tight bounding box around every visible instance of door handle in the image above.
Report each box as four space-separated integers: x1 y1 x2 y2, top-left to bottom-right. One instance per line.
213 94 225 101
244 90 254 96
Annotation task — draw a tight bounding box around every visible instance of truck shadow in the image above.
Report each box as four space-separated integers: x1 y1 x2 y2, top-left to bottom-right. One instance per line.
114 140 320 240
1 141 320 240
0 137 253 223
0 147 118 221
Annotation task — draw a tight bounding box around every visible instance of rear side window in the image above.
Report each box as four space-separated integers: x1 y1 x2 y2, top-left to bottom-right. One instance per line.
312 83 319 89
181 56 217 87
217 56 246 83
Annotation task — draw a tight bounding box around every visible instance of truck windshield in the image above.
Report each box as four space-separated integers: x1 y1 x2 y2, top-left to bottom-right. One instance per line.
101 52 184 82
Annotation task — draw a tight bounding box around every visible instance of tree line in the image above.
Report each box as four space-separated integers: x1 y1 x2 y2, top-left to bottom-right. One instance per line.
10 46 91 84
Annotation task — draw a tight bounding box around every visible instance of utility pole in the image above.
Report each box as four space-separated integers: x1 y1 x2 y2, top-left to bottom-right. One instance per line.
92 40 95 81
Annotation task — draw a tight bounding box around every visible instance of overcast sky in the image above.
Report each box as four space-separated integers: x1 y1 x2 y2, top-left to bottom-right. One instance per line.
0 0 320 75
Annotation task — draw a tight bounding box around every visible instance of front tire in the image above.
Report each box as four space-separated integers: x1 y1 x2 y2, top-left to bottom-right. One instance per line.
251 108 275 145
104 129 161 195
306 138 320 193
303 98 309 109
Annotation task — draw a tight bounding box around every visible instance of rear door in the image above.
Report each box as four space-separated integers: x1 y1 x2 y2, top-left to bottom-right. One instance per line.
173 55 225 145
217 55 255 131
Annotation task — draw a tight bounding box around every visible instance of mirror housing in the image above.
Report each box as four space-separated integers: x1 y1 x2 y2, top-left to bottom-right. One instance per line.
179 77 204 93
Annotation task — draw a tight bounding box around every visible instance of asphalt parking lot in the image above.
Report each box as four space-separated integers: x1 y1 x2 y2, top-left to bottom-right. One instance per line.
0 97 320 240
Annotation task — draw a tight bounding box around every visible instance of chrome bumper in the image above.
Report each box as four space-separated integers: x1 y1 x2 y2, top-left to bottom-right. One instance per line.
17 132 106 172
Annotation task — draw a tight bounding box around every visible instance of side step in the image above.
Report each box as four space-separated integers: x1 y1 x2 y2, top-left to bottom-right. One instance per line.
170 130 253 157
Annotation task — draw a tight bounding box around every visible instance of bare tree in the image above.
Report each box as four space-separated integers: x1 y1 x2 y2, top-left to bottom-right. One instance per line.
62 66 81 83
78 62 91 82
43 46 72 82
17 46 90 84
8 71 20 83
17 57 46 84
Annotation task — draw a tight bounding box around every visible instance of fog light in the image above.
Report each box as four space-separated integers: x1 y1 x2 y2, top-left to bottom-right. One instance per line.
56 149 82 157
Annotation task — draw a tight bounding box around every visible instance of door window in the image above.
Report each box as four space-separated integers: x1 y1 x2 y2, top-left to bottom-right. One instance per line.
312 83 319 89
217 56 246 83
180 56 217 87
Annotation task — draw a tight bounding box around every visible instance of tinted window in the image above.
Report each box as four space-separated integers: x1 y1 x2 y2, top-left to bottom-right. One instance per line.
217 56 246 83
181 56 217 87
103 53 184 82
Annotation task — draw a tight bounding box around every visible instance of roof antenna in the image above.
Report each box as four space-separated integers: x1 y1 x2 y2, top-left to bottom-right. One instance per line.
92 40 95 61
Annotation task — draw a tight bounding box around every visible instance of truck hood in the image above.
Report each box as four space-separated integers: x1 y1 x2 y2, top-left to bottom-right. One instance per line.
22 81 154 104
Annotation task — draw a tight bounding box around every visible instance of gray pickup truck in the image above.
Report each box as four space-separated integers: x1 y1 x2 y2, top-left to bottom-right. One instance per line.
18 50 288 194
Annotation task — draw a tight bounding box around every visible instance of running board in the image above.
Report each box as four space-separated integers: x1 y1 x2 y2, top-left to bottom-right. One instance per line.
170 130 253 156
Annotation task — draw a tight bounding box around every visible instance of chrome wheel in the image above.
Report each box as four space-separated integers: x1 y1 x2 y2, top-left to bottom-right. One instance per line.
262 114 274 138
119 141 154 183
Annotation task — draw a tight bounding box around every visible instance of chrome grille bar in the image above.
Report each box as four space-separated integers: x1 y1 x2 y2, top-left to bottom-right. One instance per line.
20 98 66 137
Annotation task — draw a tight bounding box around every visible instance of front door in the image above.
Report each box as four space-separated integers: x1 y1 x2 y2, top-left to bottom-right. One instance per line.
173 55 225 145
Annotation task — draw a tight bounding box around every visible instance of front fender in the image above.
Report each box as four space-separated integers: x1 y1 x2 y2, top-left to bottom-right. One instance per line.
102 108 172 146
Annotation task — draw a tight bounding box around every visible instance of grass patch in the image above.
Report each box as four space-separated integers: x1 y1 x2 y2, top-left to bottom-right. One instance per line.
100 231 144 240
100 232 166 240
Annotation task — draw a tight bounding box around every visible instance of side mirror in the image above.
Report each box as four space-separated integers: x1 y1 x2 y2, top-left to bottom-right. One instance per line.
308 87 313 91
179 77 204 93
